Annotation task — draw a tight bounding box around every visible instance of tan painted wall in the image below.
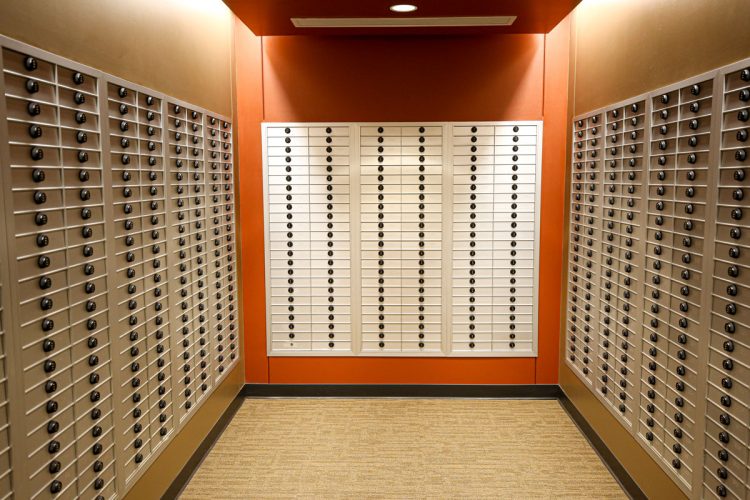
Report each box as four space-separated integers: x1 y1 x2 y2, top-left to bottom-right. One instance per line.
0 0 234 115
561 0 750 497
571 0 750 115
0 1 244 497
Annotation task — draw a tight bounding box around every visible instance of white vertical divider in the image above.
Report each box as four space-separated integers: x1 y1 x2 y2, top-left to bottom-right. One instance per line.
261 126 272 356
162 98 184 439
688 68 722 498
97 74 124 496
441 124 454 355
0 42 55 500
350 123 363 355
0 44 21 500
531 124 543 356
633 93 653 442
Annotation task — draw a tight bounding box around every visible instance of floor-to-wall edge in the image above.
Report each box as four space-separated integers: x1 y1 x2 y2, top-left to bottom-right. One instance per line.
558 389 646 500
165 394 245 499
559 365 688 499
122 363 244 500
241 383 562 398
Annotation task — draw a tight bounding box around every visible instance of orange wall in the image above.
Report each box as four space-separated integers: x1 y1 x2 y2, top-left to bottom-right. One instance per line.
235 24 570 384
262 35 544 121
538 17 570 382
235 18 269 382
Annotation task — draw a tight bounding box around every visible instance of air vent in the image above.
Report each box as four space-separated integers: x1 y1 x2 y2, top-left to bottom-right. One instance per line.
291 16 517 29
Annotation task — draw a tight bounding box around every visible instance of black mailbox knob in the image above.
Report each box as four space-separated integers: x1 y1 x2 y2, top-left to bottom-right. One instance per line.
24 56 38 71
26 78 39 93
27 101 41 116
28 124 43 138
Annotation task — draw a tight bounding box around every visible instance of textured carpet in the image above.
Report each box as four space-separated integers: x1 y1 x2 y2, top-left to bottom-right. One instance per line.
180 399 626 499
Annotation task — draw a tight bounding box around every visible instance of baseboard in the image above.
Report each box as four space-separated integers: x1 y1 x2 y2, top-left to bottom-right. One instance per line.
558 391 646 500
241 383 563 398
165 384 643 500
162 394 244 499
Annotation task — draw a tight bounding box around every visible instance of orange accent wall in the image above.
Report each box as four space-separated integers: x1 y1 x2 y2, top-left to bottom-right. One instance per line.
537 16 571 383
234 25 570 384
235 18 269 382
262 35 545 122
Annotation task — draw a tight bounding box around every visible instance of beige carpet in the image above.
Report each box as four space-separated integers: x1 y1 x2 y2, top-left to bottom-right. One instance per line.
180 399 626 499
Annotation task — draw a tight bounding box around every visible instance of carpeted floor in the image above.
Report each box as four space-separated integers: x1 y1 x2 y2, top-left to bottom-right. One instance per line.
180 398 626 499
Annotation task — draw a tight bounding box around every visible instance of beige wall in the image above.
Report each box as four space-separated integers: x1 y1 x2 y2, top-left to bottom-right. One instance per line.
0 0 235 115
561 0 750 497
571 0 750 114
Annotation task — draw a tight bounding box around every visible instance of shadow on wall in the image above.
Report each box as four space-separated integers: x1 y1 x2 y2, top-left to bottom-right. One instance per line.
262 35 545 122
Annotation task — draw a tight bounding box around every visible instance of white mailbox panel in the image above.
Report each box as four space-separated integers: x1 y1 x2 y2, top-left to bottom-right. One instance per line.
264 121 543 357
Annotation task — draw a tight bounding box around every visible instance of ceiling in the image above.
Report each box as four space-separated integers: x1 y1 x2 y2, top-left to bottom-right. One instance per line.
224 0 581 36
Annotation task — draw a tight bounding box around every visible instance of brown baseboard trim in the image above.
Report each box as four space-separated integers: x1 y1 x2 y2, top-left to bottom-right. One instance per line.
165 384 643 500
162 394 244 499
241 383 563 398
558 390 646 500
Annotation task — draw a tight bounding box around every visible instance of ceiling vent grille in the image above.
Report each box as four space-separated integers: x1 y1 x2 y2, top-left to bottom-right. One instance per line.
290 16 517 29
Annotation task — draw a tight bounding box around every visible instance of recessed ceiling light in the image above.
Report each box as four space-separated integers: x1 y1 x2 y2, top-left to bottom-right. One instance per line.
389 4 417 13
